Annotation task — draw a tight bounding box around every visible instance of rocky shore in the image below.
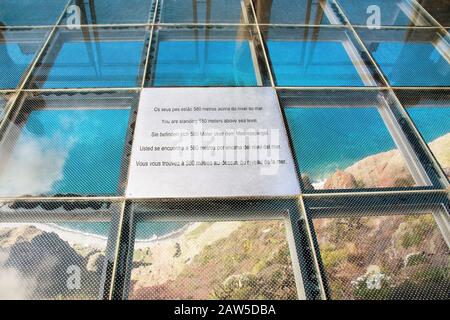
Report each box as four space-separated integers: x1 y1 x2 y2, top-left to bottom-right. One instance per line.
0 225 105 299
307 133 449 189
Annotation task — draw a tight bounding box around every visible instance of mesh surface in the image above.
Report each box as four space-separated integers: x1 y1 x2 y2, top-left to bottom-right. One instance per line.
0 0 448 300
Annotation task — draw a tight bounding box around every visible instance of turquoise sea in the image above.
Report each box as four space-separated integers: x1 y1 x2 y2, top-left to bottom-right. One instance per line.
406 107 450 142
370 42 450 87
0 108 130 196
57 221 186 241
285 106 449 184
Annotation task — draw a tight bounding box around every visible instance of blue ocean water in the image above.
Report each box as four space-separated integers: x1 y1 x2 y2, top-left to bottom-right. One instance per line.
21 109 130 195
56 221 186 240
0 0 66 26
135 221 187 240
407 107 450 142
284 107 397 182
370 42 450 86
153 40 257 86
0 43 35 89
267 40 365 86
42 41 145 88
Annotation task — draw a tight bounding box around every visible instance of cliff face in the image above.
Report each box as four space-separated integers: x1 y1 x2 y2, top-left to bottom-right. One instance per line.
313 214 450 300
323 133 449 189
0 226 104 300
130 220 298 300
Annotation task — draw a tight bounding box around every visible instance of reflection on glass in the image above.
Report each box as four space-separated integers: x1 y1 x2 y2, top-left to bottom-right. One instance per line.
0 108 130 196
337 0 431 26
148 28 260 86
0 29 48 89
284 106 416 190
159 0 248 23
313 214 450 300
129 220 298 300
362 30 450 87
28 28 147 89
67 0 154 25
253 0 337 25
0 221 110 300
407 107 450 178
418 0 449 27
0 0 66 26
41 41 144 88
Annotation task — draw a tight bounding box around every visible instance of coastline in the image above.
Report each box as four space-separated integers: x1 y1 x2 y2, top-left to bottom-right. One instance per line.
1 222 108 249
305 133 449 190
134 222 199 248
0 222 194 249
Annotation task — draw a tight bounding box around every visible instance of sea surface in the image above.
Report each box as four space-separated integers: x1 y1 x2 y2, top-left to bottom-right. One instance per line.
370 42 450 87
267 40 365 86
406 107 450 142
0 108 130 196
58 221 186 241
285 106 449 184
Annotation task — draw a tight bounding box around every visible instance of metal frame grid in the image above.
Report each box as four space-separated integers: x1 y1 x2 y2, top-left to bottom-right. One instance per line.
0 0 448 300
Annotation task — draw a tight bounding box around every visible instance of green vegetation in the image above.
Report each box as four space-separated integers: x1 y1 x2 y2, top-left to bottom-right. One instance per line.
314 215 450 300
131 220 298 300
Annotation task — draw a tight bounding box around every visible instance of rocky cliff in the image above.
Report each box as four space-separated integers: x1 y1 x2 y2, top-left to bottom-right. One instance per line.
130 220 298 300
323 133 449 189
0 225 105 299
313 214 450 300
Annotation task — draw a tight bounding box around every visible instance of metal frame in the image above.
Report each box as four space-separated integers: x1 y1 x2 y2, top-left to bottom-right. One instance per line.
0 199 123 299
110 199 323 300
0 0 448 300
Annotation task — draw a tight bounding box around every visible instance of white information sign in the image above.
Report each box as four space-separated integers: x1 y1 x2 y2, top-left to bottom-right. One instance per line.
126 87 300 198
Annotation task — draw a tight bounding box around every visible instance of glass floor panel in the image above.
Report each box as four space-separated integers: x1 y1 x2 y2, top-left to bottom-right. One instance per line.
0 218 111 300
282 92 418 190
267 40 365 86
263 27 380 87
0 106 131 197
28 28 148 89
128 219 299 300
313 213 450 300
360 29 450 87
336 0 432 26
0 29 50 89
147 27 265 87
0 0 448 302
0 0 67 26
158 0 251 23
